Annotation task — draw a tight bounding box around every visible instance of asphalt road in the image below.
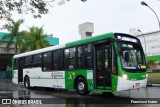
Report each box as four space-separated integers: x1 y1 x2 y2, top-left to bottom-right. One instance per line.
0 79 160 107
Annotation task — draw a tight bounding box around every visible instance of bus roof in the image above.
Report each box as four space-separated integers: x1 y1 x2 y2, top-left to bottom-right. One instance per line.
66 32 114 47
14 32 114 58
13 44 65 58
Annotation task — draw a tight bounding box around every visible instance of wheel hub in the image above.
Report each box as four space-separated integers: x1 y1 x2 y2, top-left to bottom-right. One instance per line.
78 82 85 91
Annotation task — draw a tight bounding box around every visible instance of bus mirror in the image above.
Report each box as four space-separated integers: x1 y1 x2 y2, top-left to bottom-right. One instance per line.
124 52 129 62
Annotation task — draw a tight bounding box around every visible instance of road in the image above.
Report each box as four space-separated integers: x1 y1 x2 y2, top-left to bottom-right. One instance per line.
0 79 160 107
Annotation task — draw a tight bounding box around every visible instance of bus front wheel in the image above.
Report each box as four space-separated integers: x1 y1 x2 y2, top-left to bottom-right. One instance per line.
76 77 89 95
24 77 30 89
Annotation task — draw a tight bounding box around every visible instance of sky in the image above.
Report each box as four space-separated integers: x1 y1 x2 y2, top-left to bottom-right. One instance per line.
1 0 160 44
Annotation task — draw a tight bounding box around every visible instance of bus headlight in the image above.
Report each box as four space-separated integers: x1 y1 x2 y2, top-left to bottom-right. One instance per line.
146 74 148 78
122 74 128 79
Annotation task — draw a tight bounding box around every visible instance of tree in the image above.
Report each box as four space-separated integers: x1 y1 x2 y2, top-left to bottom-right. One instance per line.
0 0 87 21
20 26 49 53
147 59 155 66
1 19 25 54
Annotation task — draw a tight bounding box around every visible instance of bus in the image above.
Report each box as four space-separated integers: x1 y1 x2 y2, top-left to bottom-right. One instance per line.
12 32 147 95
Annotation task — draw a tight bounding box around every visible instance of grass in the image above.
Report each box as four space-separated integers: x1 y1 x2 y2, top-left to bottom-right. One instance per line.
147 72 160 84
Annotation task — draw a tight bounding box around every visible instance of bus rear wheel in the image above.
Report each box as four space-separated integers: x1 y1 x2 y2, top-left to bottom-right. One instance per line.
24 77 30 89
76 77 89 95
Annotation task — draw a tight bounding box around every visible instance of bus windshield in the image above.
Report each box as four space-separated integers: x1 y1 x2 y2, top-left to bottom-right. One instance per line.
119 42 146 70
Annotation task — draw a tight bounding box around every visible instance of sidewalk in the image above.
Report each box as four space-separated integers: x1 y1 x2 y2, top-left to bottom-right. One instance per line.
0 79 25 91
147 84 160 87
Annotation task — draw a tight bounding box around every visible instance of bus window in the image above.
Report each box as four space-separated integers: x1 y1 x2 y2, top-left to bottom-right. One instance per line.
14 59 18 69
77 44 92 69
119 43 145 71
33 54 42 67
64 47 76 70
53 50 63 70
57 50 63 70
84 44 92 69
24 56 32 67
53 51 58 70
42 52 52 71
77 46 83 69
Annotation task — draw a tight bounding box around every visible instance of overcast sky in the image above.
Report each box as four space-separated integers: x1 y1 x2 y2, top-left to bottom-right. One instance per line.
1 0 160 44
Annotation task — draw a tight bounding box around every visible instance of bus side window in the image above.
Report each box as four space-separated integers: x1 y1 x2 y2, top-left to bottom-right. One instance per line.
57 50 63 70
33 54 42 67
69 48 76 70
77 46 83 69
77 44 92 69
42 52 52 71
84 44 92 69
53 50 63 70
14 59 18 69
64 48 76 70
53 51 58 70
24 56 32 68
64 49 69 69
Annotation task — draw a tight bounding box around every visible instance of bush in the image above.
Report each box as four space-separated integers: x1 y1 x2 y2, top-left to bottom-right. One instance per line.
157 61 160 65
147 59 155 66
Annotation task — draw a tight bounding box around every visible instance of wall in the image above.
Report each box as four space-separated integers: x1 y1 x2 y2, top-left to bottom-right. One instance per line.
136 31 160 56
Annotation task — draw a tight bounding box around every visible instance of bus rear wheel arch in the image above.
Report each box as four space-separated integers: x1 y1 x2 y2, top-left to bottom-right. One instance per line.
24 76 30 89
75 77 89 95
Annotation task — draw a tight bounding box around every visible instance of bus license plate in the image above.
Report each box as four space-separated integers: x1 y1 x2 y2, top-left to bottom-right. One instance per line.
135 83 140 87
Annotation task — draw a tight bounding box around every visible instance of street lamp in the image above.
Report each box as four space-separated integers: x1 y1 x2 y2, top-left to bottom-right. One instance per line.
138 29 146 55
141 1 160 31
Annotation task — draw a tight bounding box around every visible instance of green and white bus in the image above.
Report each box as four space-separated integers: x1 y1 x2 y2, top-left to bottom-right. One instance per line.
12 32 147 95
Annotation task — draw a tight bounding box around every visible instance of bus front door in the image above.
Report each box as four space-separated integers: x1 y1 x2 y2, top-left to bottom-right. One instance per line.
95 44 112 89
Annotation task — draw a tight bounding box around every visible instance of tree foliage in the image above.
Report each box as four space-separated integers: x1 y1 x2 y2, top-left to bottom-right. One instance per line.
147 59 155 66
20 26 50 53
1 19 50 53
0 0 87 20
0 19 25 54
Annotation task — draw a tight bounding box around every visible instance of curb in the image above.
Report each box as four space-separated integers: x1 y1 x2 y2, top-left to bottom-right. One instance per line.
147 84 160 87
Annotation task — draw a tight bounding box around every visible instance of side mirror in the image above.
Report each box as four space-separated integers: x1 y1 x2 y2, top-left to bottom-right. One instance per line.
124 52 130 62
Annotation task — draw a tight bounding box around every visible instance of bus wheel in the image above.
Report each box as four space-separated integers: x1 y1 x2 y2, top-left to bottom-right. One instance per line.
24 77 30 88
76 77 89 95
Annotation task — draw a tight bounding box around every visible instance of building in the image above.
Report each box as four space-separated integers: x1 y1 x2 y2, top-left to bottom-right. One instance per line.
0 32 59 71
136 30 160 61
79 22 94 39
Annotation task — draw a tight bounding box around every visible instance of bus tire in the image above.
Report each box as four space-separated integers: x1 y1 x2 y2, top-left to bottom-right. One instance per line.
76 77 89 95
24 77 30 89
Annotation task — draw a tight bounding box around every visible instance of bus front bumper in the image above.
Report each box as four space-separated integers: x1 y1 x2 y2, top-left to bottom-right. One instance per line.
117 76 147 91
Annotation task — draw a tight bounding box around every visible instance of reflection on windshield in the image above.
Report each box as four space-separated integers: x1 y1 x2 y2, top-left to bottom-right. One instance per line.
120 43 145 69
